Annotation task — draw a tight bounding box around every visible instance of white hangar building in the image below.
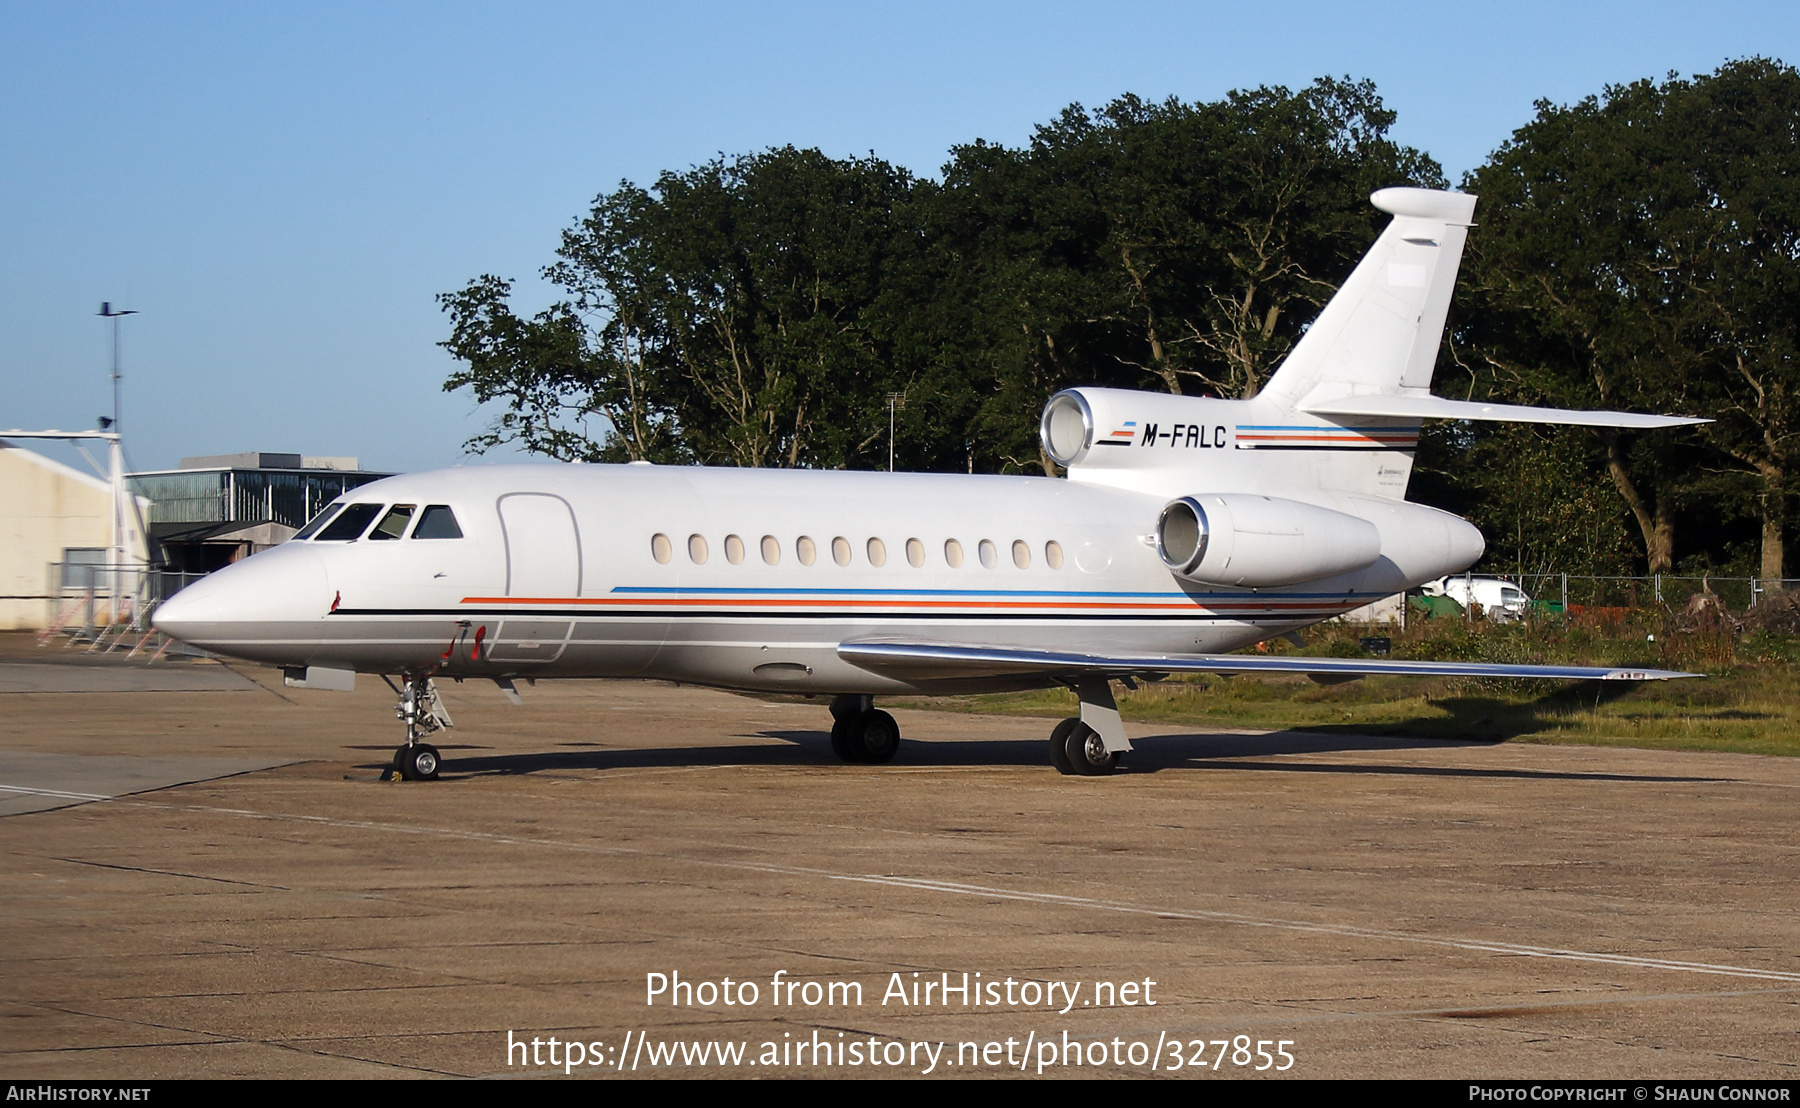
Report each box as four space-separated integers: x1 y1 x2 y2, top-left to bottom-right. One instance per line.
0 441 150 631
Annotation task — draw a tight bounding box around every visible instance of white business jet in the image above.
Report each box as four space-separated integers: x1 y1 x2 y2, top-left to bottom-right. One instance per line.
153 188 1704 780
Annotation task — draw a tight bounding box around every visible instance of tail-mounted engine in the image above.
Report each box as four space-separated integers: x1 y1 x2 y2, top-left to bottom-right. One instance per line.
1155 494 1381 588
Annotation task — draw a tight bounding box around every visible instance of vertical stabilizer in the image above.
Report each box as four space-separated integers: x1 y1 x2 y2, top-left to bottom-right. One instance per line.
1258 188 1476 413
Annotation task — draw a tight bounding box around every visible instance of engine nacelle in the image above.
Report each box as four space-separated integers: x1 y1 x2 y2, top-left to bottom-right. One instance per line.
1155 494 1382 587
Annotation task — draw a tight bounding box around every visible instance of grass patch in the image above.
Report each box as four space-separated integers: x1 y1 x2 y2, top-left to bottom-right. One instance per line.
888 615 1800 758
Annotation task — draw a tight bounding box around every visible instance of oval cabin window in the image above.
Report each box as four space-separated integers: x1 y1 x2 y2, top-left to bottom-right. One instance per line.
978 539 998 569
724 534 745 565
797 536 816 566
866 538 886 567
831 537 852 567
761 536 780 565
688 534 708 565
944 539 964 568
906 538 924 568
1012 540 1030 569
652 533 672 564
1044 540 1064 570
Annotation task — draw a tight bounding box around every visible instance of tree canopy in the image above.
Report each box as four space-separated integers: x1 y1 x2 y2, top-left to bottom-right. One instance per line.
441 78 1441 473
442 62 1800 581
1447 58 1800 579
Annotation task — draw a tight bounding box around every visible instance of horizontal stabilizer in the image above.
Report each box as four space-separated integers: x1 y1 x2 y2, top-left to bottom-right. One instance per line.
839 640 1697 683
1298 393 1708 429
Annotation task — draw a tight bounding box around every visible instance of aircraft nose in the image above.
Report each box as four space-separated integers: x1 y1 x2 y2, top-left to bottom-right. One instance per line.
153 544 333 659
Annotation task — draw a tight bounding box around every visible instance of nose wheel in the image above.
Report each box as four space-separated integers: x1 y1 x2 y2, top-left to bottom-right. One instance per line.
388 671 453 781
395 742 441 781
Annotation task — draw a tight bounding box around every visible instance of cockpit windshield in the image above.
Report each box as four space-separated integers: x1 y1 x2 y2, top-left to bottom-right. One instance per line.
314 503 385 541
411 505 462 539
368 505 415 540
292 502 345 541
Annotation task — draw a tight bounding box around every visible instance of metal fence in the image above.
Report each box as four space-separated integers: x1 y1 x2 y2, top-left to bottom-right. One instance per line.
41 562 209 637
1501 574 1800 614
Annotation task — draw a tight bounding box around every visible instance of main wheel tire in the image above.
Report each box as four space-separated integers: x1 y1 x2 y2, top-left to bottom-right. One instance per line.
846 709 901 764
398 743 441 781
1062 723 1118 776
829 715 857 763
1048 717 1081 775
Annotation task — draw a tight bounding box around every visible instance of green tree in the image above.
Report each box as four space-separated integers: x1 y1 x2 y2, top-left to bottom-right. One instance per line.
443 147 927 468
1457 59 1800 581
911 78 1442 472
441 79 1442 476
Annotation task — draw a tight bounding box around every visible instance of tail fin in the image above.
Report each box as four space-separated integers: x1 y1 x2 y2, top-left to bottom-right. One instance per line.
1259 188 1475 412
1261 187 1705 430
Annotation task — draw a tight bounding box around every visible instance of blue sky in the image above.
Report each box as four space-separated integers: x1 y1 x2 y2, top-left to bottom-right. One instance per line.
3 1 1795 475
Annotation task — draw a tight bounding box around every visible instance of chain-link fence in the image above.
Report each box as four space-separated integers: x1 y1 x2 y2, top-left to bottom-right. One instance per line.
41 562 208 639
1502 574 1800 614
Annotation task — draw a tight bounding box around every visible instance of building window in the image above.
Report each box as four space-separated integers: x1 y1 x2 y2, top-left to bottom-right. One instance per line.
59 548 106 590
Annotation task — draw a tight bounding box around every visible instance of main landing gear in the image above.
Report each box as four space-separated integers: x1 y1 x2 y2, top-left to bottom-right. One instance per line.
387 672 454 781
1049 717 1118 775
1048 679 1132 776
828 695 901 764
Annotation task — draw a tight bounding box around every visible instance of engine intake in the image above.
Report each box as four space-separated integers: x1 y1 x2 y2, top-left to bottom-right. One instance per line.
1155 494 1382 587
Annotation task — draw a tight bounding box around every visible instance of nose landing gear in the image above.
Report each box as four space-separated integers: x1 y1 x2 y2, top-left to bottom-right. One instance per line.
386 672 453 780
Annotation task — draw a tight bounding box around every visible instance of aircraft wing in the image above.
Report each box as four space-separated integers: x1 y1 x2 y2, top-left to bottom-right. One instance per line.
837 640 1698 683
1296 394 1708 429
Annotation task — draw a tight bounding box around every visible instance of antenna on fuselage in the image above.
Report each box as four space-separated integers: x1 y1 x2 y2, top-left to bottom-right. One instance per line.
887 392 906 472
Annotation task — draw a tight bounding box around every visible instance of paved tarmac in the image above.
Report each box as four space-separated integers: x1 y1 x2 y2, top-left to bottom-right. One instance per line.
0 659 261 693
1 639 1797 1079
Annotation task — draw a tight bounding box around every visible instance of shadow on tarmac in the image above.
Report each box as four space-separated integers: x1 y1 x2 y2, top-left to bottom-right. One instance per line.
375 716 1724 786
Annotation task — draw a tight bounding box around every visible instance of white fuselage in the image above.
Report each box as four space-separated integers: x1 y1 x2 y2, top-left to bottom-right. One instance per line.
152 456 1483 696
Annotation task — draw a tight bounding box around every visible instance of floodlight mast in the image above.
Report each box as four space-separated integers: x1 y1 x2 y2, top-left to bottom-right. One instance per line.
100 302 135 436
99 304 138 624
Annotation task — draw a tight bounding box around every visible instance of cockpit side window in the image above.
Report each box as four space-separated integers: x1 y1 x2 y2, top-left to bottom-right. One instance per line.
293 502 345 541
369 504 416 540
315 503 385 541
410 505 463 539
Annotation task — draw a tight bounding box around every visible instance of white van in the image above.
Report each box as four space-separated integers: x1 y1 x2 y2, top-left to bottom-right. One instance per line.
1422 575 1532 621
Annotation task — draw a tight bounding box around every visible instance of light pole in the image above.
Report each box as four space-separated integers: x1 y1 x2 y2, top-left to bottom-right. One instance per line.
99 303 136 431
98 303 137 624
